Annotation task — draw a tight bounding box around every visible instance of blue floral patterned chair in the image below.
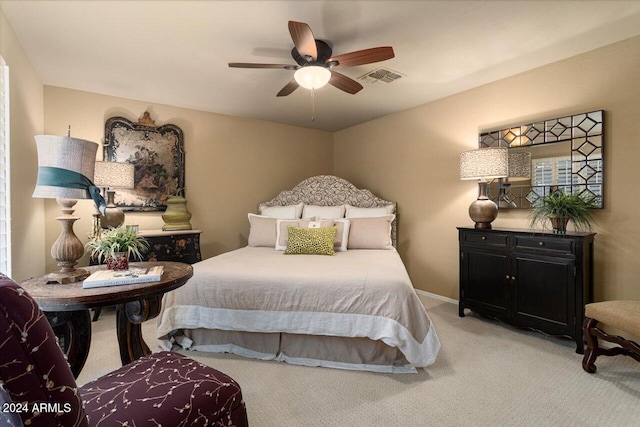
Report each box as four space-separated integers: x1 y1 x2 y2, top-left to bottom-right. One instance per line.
0 273 249 426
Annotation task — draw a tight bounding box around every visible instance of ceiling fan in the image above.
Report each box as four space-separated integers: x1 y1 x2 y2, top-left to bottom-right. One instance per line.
229 20 395 97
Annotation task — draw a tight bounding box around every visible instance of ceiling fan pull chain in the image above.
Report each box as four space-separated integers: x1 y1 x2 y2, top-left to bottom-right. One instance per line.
311 88 316 122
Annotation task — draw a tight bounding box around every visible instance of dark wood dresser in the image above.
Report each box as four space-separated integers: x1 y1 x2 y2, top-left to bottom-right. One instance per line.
457 227 595 353
138 229 202 264
90 229 202 266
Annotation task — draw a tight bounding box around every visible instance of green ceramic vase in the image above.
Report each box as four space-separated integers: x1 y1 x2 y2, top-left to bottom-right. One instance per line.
162 196 192 231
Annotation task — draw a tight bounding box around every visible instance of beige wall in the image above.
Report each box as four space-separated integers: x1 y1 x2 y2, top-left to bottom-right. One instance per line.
0 8 45 281
6 7 639 307
43 86 333 272
334 36 640 302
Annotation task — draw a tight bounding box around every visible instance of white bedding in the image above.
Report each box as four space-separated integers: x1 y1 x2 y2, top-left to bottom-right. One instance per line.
157 246 440 373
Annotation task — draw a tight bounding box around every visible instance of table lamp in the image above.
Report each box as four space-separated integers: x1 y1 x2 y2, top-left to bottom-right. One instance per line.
93 161 135 229
498 152 532 208
33 134 106 283
460 147 508 229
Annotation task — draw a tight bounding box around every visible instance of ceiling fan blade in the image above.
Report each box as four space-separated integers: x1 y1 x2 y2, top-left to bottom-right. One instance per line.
228 62 297 69
329 71 363 94
328 46 394 68
277 79 299 97
288 20 317 61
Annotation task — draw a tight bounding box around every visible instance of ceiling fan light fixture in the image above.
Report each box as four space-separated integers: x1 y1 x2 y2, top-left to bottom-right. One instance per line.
294 66 331 89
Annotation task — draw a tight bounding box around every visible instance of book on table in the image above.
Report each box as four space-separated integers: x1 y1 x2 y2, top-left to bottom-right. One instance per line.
83 266 165 289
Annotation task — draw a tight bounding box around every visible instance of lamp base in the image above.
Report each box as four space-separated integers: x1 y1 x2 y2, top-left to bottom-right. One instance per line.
469 181 499 230
45 269 90 284
473 220 494 230
100 206 125 229
48 198 89 285
100 190 125 229
92 212 102 238
469 198 498 229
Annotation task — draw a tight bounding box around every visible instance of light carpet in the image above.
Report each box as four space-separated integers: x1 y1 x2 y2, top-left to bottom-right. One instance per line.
78 296 640 427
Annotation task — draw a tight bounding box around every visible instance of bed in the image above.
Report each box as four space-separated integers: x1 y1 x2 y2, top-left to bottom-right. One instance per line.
157 175 440 373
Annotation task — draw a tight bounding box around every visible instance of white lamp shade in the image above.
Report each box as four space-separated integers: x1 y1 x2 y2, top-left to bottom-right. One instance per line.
507 152 531 181
460 147 508 180
94 161 135 189
294 66 331 89
32 135 99 199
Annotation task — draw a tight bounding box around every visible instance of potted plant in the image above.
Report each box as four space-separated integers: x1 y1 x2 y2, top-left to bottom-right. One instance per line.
86 226 149 270
529 190 598 233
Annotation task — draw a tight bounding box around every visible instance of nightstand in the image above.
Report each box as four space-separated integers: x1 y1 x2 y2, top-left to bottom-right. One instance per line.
138 229 202 264
90 229 202 266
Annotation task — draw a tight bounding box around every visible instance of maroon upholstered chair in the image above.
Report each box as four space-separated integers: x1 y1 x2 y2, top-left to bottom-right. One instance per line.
0 274 248 427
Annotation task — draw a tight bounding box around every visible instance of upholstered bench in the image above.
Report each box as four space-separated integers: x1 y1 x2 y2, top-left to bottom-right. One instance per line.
0 274 248 426
582 300 640 373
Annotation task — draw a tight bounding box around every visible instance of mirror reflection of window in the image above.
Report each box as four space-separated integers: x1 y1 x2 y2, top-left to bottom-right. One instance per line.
533 156 571 187
532 155 603 206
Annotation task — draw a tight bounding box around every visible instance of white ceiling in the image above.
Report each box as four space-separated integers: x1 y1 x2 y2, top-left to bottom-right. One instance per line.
2 1 639 132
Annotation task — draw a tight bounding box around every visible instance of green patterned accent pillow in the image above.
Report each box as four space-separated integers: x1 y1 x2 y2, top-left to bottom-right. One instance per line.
284 226 337 256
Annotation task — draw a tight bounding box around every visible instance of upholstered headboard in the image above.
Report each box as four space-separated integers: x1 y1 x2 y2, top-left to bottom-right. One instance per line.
258 175 398 248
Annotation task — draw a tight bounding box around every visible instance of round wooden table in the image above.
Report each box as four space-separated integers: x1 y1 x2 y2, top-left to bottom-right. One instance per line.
20 261 193 378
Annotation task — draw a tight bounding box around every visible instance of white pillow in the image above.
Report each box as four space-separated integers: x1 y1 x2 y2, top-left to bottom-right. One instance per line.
345 204 395 218
302 204 345 219
260 202 304 219
333 219 350 252
275 219 301 250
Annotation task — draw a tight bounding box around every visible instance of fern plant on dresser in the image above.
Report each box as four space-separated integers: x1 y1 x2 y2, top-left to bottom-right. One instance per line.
457 227 595 354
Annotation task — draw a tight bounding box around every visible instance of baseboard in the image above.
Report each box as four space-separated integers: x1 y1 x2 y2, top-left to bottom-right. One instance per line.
414 289 458 305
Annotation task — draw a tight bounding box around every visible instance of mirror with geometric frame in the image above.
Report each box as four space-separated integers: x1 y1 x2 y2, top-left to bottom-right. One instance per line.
480 110 604 209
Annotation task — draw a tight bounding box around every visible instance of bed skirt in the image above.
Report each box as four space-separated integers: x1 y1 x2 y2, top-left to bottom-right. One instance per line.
159 328 439 374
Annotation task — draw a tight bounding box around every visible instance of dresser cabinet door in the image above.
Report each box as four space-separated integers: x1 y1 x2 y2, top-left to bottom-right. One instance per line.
511 253 575 335
461 248 510 316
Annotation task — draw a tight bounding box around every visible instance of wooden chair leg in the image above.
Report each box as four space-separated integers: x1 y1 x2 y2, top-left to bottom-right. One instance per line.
582 317 599 373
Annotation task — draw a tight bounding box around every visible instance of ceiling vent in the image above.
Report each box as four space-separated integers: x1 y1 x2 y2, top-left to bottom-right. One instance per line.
357 67 404 84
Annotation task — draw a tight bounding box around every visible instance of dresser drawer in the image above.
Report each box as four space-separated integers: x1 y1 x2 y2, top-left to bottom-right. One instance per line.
462 231 509 247
514 235 574 254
